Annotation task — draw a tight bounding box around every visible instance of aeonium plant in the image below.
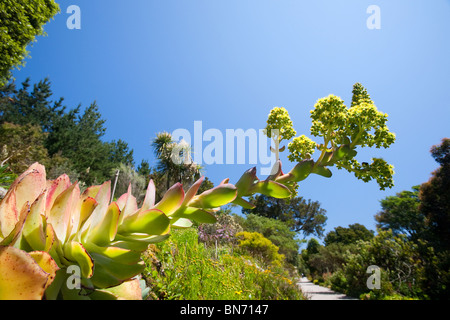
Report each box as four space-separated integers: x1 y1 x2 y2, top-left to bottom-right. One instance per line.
0 83 395 300
0 163 291 300
264 83 396 195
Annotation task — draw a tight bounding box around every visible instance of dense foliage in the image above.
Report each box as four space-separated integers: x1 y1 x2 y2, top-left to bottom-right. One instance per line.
302 139 450 300
0 0 59 85
0 78 137 186
142 228 303 300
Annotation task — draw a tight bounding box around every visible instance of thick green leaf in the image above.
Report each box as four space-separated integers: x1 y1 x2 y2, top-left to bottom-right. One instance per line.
87 202 121 246
118 209 170 236
287 159 314 182
251 180 291 199
154 183 184 216
22 191 47 251
235 167 258 197
47 183 80 243
312 165 333 178
232 197 256 210
188 184 237 209
63 241 94 279
174 207 217 224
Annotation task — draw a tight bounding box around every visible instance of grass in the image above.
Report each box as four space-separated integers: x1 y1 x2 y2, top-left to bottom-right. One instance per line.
141 228 304 300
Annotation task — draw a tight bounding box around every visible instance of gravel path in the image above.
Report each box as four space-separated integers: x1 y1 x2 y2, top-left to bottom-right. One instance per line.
297 277 357 300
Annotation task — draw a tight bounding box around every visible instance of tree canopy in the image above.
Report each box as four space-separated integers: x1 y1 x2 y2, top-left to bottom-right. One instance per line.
242 194 327 238
0 0 60 85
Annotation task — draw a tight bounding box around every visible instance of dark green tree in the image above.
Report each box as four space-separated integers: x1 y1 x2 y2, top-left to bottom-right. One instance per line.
0 0 60 85
0 78 65 130
242 194 327 238
375 186 426 241
324 223 375 246
240 214 301 266
107 139 135 168
419 138 450 251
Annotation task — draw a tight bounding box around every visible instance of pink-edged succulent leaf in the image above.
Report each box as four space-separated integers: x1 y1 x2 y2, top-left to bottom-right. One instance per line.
265 160 284 181
75 196 98 234
154 183 185 216
88 202 121 246
97 279 143 300
83 242 142 265
47 183 80 243
170 218 193 229
0 187 17 240
235 167 258 197
0 201 30 247
0 163 46 239
232 197 256 210
118 209 170 236
277 159 314 183
188 184 237 209
63 241 94 279
0 246 56 300
250 180 291 199
45 174 72 213
174 207 217 224
182 176 205 206
86 181 111 232
22 191 47 251
112 234 170 251
12 163 46 215
140 179 156 212
29 251 60 292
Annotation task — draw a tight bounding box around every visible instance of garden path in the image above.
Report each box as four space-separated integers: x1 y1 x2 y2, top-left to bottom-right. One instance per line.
297 277 357 300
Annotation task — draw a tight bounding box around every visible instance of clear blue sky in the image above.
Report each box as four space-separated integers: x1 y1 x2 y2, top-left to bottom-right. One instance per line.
12 0 450 242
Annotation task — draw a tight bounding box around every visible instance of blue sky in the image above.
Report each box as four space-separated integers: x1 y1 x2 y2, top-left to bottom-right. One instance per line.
12 0 450 242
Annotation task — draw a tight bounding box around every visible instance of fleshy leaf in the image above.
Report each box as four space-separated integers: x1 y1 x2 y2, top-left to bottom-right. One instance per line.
0 201 30 247
154 183 185 216
312 165 333 178
174 207 217 224
140 180 156 212
188 184 237 209
112 234 170 251
170 218 193 229
29 251 60 292
251 180 291 199
45 174 71 213
98 279 142 300
118 209 170 236
12 163 47 215
235 167 258 197
287 159 314 182
88 202 121 246
182 176 204 206
63 241 94 279
0 246 52 300
22 192 47 251
232 197 256 210
47 183 80 243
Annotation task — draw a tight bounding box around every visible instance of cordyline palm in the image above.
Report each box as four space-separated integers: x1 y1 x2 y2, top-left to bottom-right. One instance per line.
151 132 201 191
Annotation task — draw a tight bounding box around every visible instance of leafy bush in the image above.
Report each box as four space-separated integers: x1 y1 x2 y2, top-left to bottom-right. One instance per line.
327 230 428 299
235 231 285 267
142 228 303 300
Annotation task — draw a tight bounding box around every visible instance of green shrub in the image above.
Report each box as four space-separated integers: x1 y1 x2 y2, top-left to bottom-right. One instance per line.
142 228 302 300
235 231 285 267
